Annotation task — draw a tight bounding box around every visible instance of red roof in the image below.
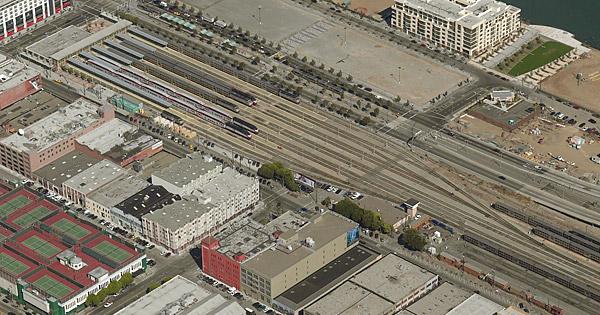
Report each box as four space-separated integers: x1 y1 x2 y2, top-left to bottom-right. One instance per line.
24 269 80 301
12 229 68 262
0 247 38 277
42 212 98 242
5 199 58 229
84 234 139 264
47 246 113 287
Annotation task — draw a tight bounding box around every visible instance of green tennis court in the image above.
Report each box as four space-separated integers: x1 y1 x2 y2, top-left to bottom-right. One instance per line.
31 275 74 299
13 206 53 227
93 241 132 263
22 236 62 258
0 195 31 217
0 252 30 275
51 218 91 240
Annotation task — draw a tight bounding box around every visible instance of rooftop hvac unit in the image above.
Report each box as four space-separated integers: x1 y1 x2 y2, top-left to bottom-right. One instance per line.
305 237 315 248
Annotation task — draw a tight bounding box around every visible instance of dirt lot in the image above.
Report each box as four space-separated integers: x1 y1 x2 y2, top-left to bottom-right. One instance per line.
543 48 600 113
450 113 600 180
333 0 394 16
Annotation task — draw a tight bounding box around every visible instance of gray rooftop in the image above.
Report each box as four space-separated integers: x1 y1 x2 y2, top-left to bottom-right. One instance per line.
0 98 102 153
304 282 393 315
446 294 504 315
350 254 437 303
26 20 132 61
211 218 273 260
0 55 40 93
115 275 245 315
87 175 150 209
242 211 358 279
192 167 258 205
153 153 221 188
76 119 136 154
397 0 520 29
142 197 213 231
406 282 472 315
26 26 91 58
88 266 109 279
33 151 100 187
63 160 125 194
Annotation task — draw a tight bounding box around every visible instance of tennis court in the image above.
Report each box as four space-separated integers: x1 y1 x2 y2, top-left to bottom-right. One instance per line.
51 218 91 240
0 252 31 275
31 275 75 300
0 195 31 217
21 235 62 258
12 206 53 227
92 241 132 263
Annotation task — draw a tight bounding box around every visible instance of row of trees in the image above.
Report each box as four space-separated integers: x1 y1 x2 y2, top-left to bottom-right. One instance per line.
85 273 133 307
398 228 427 251
333 199 392 233
257 162 300 192
146 276 175 294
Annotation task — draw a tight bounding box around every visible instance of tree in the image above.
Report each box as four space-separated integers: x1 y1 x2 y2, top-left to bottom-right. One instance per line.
359 116 371 126
381 223 393 234
301 56 308 62
321 197 332 208
257 164 275 179
309 59 316 66
336 70 343 77
399 228 427 251
106 281 122 295
371 107 380 117
119 273 133 288
346 74 353 81
85 294 100 307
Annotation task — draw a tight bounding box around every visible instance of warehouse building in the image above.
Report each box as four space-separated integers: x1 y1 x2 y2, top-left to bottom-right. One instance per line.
33 150 100 195
61 159 125 207
115 275 245 315
0 0 72 42
0 54 41 110
446 294 504 315
151 152 222 196
111 185 174 236
86 175 149 220
0 187 146 315
0 99 114 177
305 254 439 315
405 282 472 315
392 0 521 58
240 211 361 305
22 19 131 69
75 119 163 166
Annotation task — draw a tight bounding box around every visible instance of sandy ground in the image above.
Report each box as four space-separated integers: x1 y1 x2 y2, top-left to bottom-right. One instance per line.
450 113 600 178
543 49 600 113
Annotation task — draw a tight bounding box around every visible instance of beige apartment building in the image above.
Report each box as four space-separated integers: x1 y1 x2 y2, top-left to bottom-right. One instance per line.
240 211 360 304
392 0 521 58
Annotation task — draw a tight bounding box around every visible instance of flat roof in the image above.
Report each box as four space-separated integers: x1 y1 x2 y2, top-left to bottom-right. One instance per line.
142 197 213 231
104 133 162 163
211 218 272 260
87 175 150 209
304 282 393 315
350 254 437 304
397 0 520 29
406 282 472 315
242 211 358 279
115 275 244 315
33 150 101 187
114 185 174 219
153 153 221 188
76 119 136 154
192 168 257 205
26 20 132 61
446 294 504 315
0 56 40 93
275 245 379 309
63 160 125 194
0 98 102 153
26 26 91 59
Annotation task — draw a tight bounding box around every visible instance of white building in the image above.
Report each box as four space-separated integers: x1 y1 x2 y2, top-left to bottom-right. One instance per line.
0 0 71 41
143 167 259 254
392 0 521 58
151 152 222 196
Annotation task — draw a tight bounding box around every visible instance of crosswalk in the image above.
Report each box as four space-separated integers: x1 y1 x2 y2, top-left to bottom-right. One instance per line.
588 71 600 82
278 20 336 52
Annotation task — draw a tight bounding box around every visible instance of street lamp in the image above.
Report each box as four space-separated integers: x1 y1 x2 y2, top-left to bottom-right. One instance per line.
258 5 262 25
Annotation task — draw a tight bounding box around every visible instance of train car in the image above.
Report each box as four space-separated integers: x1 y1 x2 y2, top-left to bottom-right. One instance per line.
232 117 258 133
214 97 240 113
161 111 184 125
225 122 251 139
229 88 257 106
278 89 300 104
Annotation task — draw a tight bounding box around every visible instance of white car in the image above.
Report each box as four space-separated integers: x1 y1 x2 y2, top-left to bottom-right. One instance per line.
104 302 113 308
327 186 337 192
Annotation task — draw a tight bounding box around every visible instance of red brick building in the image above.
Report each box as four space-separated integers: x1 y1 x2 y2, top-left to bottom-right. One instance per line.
0 56 41 110
201 237 244 289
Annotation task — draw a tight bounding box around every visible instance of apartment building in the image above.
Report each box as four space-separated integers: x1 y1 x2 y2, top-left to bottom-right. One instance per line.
0 99 114 177
392 0 521 58
151 153 222 196
0 0 71 41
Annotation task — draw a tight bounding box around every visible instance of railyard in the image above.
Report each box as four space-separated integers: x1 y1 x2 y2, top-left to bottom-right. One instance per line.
0 0 600 314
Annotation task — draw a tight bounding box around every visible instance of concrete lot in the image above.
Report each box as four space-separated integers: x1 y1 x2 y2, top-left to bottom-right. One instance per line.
183 0 321 42
543 49 600 112
295 25 467 105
